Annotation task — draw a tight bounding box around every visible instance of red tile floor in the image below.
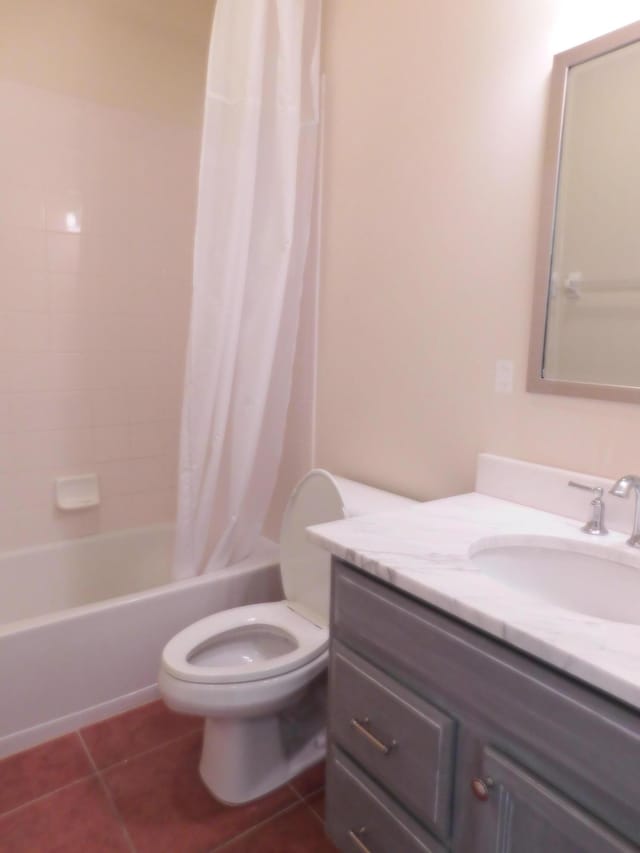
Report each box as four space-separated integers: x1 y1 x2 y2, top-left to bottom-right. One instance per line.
0 701 336 853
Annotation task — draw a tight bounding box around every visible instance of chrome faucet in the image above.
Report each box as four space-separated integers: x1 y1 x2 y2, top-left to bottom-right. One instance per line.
609 474 640 548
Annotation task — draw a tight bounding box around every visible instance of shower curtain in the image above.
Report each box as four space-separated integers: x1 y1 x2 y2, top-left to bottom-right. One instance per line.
174 0 322 578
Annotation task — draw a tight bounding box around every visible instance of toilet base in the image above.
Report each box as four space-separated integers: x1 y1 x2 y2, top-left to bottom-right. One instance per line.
199 680 326 804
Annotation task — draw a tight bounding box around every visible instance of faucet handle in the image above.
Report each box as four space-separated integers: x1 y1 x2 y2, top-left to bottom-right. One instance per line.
567 481 608 535
568 480 603 497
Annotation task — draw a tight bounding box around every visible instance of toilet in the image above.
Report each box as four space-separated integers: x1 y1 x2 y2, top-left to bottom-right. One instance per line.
158 469 415 804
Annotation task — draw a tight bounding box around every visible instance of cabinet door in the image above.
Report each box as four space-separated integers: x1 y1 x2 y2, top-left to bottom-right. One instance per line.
474 748 636 853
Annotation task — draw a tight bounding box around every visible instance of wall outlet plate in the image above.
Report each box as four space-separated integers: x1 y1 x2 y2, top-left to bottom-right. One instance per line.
495 360 514 393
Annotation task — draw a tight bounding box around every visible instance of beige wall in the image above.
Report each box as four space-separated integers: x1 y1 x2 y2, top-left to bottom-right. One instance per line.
0 0 213 125
316 0 640 501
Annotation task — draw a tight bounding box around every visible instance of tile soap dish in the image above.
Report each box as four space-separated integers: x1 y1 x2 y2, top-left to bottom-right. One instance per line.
55 473 100 510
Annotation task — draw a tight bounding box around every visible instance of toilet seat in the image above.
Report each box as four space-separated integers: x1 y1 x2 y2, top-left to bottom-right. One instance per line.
162 601 328 685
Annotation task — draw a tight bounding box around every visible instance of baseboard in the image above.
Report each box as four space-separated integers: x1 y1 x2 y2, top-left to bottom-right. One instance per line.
0 684 160 759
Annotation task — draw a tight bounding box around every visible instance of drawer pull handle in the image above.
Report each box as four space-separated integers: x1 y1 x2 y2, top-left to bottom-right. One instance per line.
348 827 372 853
350 717 396 755
471 776 494 801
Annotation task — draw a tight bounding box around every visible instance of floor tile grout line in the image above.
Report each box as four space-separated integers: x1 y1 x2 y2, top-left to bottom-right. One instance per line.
306 800 325 825
299 784 324 800
0 774 95 822
84 725 204 775
94 771 138 853
78 731 137 853
203 777 325 851
77 730 100 774
208 800 305 852
289 781 307 803
0 731 98 819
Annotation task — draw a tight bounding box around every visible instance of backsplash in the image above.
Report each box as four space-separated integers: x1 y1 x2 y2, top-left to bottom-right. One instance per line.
476 453 635 534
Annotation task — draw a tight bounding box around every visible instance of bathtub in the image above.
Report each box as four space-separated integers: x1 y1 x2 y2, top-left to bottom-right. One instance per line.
0 525 282 758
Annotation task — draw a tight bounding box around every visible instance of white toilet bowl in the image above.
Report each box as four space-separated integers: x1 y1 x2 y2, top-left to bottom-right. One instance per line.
159 470 415 804
159 601 328 718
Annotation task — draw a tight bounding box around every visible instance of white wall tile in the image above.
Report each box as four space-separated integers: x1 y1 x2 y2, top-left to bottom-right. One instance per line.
94 425 130 461
0 312 49 351
8 391 92 431
0 184 45 230
0 269 48 312
0 80 197 547
46 233 81 274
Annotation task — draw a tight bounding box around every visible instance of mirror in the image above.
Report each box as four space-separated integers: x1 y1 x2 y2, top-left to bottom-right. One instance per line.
528 20 640 403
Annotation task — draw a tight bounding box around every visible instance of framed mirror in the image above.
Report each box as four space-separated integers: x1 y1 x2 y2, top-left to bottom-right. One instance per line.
528 20 640 403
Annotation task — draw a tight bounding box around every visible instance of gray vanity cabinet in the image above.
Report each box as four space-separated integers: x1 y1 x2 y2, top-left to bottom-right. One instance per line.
325 559 640 853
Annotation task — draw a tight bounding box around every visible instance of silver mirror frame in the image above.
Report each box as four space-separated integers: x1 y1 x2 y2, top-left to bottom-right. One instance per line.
527 19 640 404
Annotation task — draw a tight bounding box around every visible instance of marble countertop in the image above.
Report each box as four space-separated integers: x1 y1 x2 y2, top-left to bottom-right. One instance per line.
307 493 640 710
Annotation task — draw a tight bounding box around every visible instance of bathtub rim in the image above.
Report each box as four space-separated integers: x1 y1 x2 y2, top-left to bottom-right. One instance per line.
0 531 280 638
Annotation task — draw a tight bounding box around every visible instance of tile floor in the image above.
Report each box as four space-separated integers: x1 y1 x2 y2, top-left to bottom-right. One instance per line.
0 701 336 853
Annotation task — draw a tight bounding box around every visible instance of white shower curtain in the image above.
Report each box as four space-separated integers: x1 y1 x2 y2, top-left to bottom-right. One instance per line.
173 0 322 578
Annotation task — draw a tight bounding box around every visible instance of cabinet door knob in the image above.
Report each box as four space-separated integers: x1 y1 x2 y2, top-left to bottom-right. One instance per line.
471 776 494 801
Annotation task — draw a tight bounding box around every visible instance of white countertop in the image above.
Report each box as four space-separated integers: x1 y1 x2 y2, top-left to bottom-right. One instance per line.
308 492 640 710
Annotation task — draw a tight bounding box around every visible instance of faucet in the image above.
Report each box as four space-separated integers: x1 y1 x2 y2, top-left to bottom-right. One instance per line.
609 474 640 548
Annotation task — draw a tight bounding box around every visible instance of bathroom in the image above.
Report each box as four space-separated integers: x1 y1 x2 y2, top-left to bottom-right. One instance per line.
1 0 640 850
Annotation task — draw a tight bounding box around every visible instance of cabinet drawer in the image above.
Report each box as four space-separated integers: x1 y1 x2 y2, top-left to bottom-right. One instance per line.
326 747 446 853
330 642 454 838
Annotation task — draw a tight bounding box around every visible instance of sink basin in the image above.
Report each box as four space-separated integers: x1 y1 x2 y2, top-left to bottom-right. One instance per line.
469 536 640 624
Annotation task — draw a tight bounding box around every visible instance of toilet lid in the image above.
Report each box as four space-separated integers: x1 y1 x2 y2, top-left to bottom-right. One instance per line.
161 601 328 684
279 470 346 628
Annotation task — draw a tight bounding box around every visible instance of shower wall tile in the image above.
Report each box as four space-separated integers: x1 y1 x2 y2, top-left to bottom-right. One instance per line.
0 508 101 552
0 396 10 433
0 269 48 312
2 471 55 513
0 226 47 270
48 272 90 314
127 386 182 424
8 428 95 472
90 388 130 426
0 311 49 351
44 190 84 233
0 184 45 230
96 456 176 499
0 434 11 472
0 79 198 551
8 391 93 431
99 488 177 533
129 421 179 459
46 233 81 274
94 426 131 462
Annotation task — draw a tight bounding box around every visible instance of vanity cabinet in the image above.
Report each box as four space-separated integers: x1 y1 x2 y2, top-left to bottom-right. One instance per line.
325 559 640 853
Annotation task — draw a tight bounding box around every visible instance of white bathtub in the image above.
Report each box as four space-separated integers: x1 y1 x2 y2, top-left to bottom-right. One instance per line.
0 525 282 758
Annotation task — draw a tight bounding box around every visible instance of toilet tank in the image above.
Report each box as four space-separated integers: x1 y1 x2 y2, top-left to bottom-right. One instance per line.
279 470 416 627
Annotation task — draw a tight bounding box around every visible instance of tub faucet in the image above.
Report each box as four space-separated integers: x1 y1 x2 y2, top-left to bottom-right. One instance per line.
609 474 640 548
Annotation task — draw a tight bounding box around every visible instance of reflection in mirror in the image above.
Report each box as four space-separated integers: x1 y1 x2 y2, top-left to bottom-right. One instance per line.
528 21 640 402
545 39 640 386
